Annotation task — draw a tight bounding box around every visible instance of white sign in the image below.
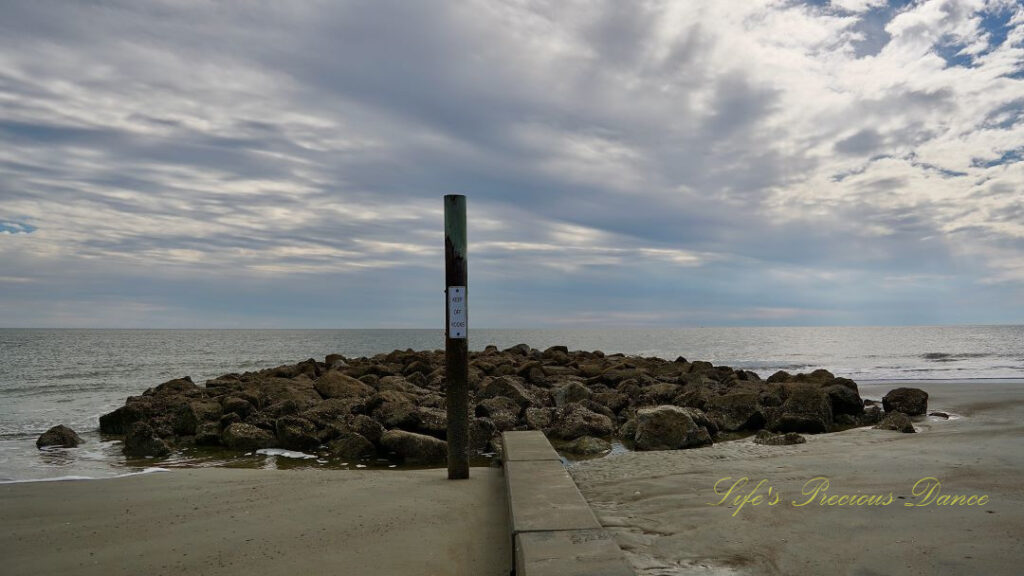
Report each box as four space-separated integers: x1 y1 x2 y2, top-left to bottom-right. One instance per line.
448 286 467 339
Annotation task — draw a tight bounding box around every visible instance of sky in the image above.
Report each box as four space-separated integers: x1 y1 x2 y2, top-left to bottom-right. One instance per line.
1 0 1022 328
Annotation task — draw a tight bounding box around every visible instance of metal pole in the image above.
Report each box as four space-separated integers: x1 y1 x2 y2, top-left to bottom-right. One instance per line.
444 194 469 479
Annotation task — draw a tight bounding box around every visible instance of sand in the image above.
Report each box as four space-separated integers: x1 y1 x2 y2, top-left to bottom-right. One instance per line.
570 380 1024 576
0 466 510 576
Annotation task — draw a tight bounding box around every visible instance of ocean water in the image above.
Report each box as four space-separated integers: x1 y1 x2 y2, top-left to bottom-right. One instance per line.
1 326 1022 481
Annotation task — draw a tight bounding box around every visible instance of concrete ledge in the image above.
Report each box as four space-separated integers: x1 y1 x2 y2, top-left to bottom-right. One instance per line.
505 459 601 533
501 431 635 575
515 530 634 576
502 430 562 462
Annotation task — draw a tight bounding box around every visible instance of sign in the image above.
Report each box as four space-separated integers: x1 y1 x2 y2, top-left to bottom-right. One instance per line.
448 286 467 338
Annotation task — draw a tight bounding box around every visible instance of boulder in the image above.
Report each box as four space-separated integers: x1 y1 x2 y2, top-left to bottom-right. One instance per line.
123 422 171 458
560 436 611 455
633 405 712 451
410 406 448 439
882 388 928 416
874 412 915 433
328 432 376 460
369 391 419 429
221 396 254 419
770 384 833 433
858 405 884 426
380 430 447 465
475 397 520 431
705 392 765 431
642 382 682 404
753 430 806 446
481 376 535 408
591 391 629 414
345 414 384 445
824 384 864 416
275 416 320 451
173 400 222 436
548 404 614 440
552 381 593 407
36 425 83 449
315 371 376 399
469 417 497 453
99 402 147 435
524 407 555 430
222 423 276 451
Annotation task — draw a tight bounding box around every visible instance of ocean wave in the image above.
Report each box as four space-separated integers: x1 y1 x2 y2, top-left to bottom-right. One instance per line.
921 352 995 362
0 467 169 485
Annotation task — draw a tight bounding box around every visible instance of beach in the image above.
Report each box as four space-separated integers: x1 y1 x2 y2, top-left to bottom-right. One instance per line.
0 467 511 576
570 380 1024 575
3 379 1023 575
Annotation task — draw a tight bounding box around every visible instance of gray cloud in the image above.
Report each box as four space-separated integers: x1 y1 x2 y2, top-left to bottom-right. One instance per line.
0 0 1022 327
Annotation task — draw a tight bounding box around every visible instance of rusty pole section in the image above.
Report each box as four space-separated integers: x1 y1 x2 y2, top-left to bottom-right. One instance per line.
444 194 469 479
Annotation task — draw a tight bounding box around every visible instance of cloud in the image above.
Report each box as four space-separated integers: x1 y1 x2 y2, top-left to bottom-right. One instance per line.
0 0 1021 327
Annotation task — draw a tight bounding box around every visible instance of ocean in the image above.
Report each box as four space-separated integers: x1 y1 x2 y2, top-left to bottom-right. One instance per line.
2 326 1022 481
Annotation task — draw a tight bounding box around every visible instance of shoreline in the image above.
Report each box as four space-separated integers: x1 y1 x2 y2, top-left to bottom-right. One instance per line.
570 379 1024 575
0 466 511 576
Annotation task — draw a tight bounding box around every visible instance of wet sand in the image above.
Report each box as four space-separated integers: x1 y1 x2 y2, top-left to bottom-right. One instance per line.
571 380 1024 576
0 467 510 576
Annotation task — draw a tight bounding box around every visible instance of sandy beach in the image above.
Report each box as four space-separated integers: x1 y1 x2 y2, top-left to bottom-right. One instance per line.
571 380 1024 575
0 466 510 576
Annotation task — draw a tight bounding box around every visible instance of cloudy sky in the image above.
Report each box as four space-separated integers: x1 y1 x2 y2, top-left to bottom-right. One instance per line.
1 0 1022 328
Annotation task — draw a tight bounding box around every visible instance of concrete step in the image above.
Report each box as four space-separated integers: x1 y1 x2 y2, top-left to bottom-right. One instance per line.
502 430 561 462
504 459 601 533
515 529 634 576
501 431 636 575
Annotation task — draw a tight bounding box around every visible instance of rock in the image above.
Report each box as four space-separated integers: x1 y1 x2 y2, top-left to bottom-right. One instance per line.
504 343 532 356
221 397 254 419
524 406 555 430
222 423 276 451
824 384 864 416
552 381 593 407
148 377 200 397
882 388 928 416
346 414 384 445
642 382 682 404
469 417 497 453
481 376 535 408
475 397 520 431
548 404 614 440
369 391 419 429
275 416 320 451
874 412 915 433
633 405 712 451
380 430 447 464
705 392 765 431
560 436 611 455
315 371 376 399
410 406 448 439
929 411 950 419
99 402 147 435
770 384 833 433
858 405 884 426
173 400 222 436
753 430 806 446
194 422 222 446
123 422 171 457
36 425 82 449
328 432 376 460
591 391 629 414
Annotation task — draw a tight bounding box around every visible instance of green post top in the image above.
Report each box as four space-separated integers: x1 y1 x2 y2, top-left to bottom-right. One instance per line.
444 195 467 256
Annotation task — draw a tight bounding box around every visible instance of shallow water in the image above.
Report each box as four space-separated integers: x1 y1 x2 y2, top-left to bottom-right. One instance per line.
1 326 1022 480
